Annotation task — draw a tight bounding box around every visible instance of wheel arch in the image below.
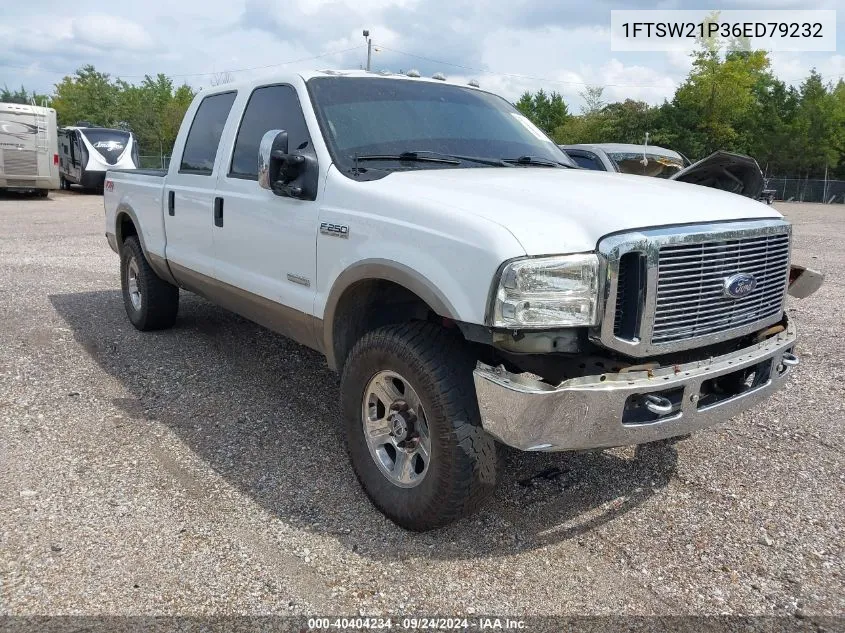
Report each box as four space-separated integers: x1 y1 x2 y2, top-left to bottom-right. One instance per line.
114 203 178 286
322 260 460 372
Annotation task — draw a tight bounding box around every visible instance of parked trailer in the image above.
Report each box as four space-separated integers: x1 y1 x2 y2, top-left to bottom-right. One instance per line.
0 102 59 196
58 126 139 192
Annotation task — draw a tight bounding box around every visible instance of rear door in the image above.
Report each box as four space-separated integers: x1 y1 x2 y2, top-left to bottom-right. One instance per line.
212 84 318 317
164 91 237 278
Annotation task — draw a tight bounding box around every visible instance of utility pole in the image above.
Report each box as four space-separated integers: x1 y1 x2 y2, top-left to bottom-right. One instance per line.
363 30 372 71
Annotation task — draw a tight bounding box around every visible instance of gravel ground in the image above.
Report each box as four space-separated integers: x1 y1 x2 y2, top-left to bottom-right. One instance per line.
0 191 842 619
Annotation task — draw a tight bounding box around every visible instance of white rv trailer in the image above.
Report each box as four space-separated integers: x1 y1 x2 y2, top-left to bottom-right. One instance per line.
0 102 60 195
58 126 139 192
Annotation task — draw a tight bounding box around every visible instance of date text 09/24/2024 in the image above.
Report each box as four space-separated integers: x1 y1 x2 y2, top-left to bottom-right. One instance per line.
307 617 527 630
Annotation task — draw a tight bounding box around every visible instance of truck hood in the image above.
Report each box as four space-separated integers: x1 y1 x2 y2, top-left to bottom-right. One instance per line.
670 151 765 199
378 167 782 255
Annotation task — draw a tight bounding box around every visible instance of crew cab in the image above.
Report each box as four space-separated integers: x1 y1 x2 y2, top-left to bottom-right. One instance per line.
104 70 821 531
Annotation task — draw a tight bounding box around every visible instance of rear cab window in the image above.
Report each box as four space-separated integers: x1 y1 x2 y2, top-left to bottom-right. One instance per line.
179 91 237 175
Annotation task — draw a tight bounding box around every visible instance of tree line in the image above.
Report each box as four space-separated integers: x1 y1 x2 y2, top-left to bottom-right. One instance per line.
3 40 844 179
3 65 195 163
516 45 845 180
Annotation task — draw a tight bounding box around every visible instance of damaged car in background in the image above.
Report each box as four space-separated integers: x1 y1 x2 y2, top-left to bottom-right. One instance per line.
561 142 770 202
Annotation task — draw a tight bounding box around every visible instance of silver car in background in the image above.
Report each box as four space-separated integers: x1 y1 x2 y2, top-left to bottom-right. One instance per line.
561 142 766 200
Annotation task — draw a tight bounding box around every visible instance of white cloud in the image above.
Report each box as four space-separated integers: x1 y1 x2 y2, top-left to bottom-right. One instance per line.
71 15 154 52
0 0 842 102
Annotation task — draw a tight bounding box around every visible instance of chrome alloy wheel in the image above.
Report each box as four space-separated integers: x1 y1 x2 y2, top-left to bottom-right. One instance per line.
362 370 431 488
127 258 142 311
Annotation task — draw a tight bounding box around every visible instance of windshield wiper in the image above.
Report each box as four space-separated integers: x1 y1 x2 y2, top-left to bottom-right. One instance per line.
353 151 512 167
503 155 572 168
354 152 461 165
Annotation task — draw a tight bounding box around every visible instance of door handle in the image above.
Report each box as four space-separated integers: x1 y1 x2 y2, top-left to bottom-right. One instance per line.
213 196 224 227
168 190 175 216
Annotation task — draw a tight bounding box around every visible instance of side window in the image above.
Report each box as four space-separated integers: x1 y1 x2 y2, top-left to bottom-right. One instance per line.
179 91 237 175
570 152 604 171
229 85 311 180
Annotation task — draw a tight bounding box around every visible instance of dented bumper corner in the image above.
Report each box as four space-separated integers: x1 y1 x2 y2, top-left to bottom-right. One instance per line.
473 320 798 451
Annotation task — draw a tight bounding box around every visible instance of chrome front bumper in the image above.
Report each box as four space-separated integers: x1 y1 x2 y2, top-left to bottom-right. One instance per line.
473 321 798 451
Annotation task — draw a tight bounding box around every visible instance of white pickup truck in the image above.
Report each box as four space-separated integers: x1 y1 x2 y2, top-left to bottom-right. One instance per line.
104 69 821 531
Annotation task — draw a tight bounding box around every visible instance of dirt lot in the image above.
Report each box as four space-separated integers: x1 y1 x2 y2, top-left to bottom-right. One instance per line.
0 191 843 619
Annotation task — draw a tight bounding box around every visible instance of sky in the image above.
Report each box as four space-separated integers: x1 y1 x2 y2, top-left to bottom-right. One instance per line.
1 0 843 110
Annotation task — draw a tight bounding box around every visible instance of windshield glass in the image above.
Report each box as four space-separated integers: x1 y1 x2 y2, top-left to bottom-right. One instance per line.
307 77 574 174
608 151 684 179
80 129 131 164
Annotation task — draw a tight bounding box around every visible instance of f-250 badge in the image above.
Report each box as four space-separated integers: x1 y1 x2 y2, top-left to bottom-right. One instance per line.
320 222 349 238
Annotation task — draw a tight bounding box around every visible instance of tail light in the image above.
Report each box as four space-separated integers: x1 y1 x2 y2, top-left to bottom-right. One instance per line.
54 154 59 165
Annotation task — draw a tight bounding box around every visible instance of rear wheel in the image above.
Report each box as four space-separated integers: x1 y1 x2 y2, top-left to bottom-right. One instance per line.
120 236 179 330
341 322 497 531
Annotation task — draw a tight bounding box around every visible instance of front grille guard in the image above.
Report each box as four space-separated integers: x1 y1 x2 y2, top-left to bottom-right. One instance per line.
591 219 792 357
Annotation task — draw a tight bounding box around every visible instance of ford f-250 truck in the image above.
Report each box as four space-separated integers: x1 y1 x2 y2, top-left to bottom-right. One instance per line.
104 70 822 531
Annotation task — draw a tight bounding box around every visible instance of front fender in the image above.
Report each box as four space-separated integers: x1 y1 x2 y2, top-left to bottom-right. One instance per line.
321 259 459 370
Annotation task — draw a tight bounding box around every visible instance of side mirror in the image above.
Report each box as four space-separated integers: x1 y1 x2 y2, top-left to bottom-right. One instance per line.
258 129 317 199
258 129 286 190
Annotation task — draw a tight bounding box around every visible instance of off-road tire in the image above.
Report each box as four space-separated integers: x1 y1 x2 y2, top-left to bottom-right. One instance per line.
341 321 497 531
120 236 179 331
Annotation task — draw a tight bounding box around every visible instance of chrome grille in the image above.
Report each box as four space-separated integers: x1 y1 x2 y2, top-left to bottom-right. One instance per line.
595 219 792 357
653 233 790 344
2 149 38 176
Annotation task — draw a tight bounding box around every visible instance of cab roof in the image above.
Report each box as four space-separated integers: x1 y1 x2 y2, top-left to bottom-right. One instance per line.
202 69 485 95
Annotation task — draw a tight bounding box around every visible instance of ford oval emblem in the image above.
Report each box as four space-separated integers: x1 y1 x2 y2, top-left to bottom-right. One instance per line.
723 273 757 299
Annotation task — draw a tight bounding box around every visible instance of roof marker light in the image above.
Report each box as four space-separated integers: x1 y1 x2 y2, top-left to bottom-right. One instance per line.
406 69 421 78
468 79 480 87
432 72 446 81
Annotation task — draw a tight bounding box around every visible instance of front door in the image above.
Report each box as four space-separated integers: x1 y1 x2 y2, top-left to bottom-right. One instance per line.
164 91 237 279
212 84 318 326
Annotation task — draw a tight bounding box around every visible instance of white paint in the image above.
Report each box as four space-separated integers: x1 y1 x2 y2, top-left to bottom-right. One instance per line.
105 70 784 332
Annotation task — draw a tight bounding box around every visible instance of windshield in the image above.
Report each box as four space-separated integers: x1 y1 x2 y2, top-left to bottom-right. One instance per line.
307 77 574 175
608 151 684 179
80 129 131 165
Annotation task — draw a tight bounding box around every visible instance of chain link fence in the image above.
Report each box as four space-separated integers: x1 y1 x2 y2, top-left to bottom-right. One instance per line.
766 178 845 204
137 155 171 170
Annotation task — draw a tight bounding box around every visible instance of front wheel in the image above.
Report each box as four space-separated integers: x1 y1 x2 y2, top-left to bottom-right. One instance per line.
341 322 497 531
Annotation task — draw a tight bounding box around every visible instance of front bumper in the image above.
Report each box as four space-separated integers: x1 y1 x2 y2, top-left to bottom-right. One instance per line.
473 320 798 451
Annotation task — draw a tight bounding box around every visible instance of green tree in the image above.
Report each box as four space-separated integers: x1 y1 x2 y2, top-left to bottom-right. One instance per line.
47 65 195 158
114 74 195 160
672 46 771 155
514 89 570 134
1 85 51 105
789 70 841 178
52 65 118 126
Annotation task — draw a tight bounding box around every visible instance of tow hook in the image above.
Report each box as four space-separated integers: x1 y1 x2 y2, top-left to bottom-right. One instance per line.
643 394 674 415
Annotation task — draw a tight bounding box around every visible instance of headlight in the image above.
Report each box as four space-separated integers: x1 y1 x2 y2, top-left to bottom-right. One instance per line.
491 254 600 328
